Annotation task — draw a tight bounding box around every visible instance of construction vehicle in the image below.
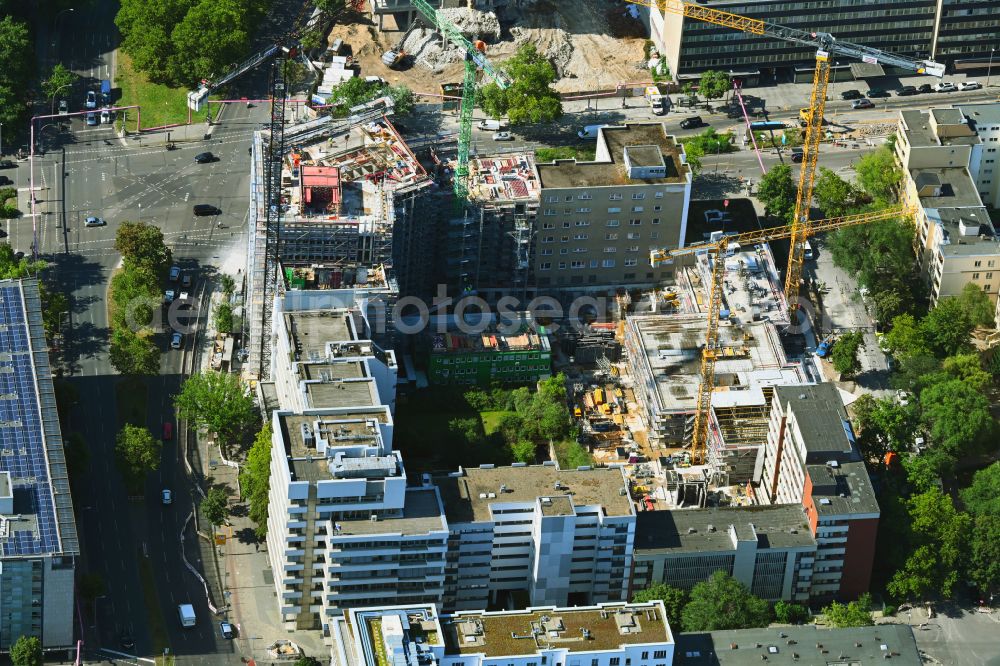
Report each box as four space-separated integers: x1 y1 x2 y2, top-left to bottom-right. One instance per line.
645 85 668 115
799 107 825 127
409 0 512 201
627 0 943 321
815 334 836 358
381 17 423 68
593 387 605 405
650 205 916 464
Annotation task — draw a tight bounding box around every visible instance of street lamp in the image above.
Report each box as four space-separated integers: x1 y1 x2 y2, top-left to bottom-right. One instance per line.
988 48 996 88
0 122 3 157
50 8 74 46
50 82 73 117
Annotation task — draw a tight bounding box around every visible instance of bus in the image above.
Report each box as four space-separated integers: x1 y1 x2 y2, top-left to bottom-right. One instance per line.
748 120 786 131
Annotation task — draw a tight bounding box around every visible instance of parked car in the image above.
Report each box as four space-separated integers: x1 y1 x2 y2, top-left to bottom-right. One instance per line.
161 489 173 505
100 109 112 124
58 99 68 115
917 83 934 94
960 81 982 91
680 116 705 129
180 273 192 288
0 160 14 169
194 152 216 164
84 216 106 227
896 85 918 96
193 204 221 216
170 332 183 349
491 131 513 141
934 82 958 92
85 112 98 126
85 90 97 109
169 265 181 282
790 148 804 163
220 622 236 639
852 98 875 109
840 89 862 100
867 88 890 98
704 209 731 223
120 632 134 650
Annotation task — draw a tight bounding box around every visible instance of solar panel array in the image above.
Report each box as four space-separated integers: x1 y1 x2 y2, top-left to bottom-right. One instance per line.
0 284 60 557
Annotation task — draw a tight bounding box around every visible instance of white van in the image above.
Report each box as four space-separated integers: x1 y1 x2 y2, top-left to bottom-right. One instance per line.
178 604 196 628
803 240 814 260
578 124 608 139
477 119 505 131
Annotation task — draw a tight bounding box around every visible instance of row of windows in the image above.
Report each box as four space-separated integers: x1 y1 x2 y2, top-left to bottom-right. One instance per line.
544 192 664 202
540 259 643 270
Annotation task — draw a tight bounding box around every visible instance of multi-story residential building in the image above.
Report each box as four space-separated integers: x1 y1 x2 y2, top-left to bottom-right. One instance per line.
647 0 999 78
533 124 693 293
332 601 675 666
956 103 1000 210
756 384 879 601
0 279 79 650
434 464 636 611
631 505 817 603
425 320 552 386
896 107 1000 306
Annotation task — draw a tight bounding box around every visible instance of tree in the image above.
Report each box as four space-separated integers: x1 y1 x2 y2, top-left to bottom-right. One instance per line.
169 0 252 84
0 16 31 125
855 146 902 202
0 243 46 279
827 218 915 291
851 394 917 462
884 314 931 360
313 0 347 12
922 297 973 357
220 274 236 296
968 513 1000 594
479 43 562 125
960 462 1000 518
240 423 272 540
831 330 864 376
813 167 863 217
773 600 809 625
40 285 69 339
919 379 994 464
175 372 256 443
202 486 229 526
9 635 42 666
632 582 688 628
822 593 874 628
901 452 944 494
41 63 77 102
115 424 162 480
697 70 730 100
109 328 161 376
115 221 171 271
756 164 796 223
956 283 994 327
385 84 415 116
293 657 322 666
214 301 234 334
887 488 971 600
681 570 772 632
510 440 536 463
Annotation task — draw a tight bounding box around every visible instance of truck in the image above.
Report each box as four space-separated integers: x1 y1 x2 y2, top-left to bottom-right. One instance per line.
178 604 196 628
100 79 111 107
644 86 667 115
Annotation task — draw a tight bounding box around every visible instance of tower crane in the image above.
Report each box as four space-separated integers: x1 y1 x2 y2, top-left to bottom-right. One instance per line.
409 0 512 200
627 0 943 316
650 205 916 464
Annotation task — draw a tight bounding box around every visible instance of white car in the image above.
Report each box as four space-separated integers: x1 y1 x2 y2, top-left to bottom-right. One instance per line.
934 82 957 93
85 90 97 109
161 489 173 505
960 81 982 91
58 99 68 115
492 131 513 141
84 216 106 227
101 109 112 124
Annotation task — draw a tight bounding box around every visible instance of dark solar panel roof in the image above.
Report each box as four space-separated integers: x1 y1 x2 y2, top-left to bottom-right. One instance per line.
0 283 64 557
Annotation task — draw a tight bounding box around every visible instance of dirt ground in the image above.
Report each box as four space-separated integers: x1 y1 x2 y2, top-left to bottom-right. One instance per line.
326 0 648 95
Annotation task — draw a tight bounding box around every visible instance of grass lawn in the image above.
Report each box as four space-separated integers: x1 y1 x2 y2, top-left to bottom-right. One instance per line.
115 376 148 428
137 556 171 658
535 145 597 163
116 52 190 130
553 439 593 469
480 410 514 435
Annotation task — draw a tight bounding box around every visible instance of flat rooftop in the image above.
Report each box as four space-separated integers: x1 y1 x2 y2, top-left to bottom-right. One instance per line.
807 460 880 517
305 379 379 410
332 488 447 536
299 360 365 381
285 310 354 361
774 384 854 461
435 465 633 523
430 328 550 354
900 109 978 148
957 102 1000 129
0 280 78 558
536 123 689 188
912 167 984 208
279 411 390 483
927 208 1000 257
674 624 920 665
467 154 540 202
627 313 801 415
634 504 815 555
442 603 671 657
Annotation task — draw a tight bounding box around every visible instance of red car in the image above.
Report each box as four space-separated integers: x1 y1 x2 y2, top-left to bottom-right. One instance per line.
162 422 173 441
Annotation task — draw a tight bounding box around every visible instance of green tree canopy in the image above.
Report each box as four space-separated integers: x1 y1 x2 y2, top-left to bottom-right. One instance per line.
822 593 874 628
175 372 256 444
698 70 730 100
756 164 796 223
479 43 562 125
884 314 930 360
632 582 688 629
956 283 994 327
919 378 995 465
510 440 536 463
240 423 272 540
773 600 809 625
827 218 915 291
202 486 229 526
854 146 902 202
115 221 172 272
109 328 161 376
851 393 917 461
214 301 234 335
10 635 42 666
813 167 864 217
968 513 1000 594
831 330 865 376
115 424 162 480
681 570 772 632
42 63 78 101
0 16 31 125
922 297 973 357
960 462 1000 518
220 274 236 295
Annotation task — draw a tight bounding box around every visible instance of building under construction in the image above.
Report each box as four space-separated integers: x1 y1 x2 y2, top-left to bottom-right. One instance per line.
246 111 434 378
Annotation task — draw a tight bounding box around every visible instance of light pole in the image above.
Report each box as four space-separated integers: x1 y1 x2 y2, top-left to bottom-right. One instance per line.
50 82 73 117
988 48 996 88
138 202 141 223
0 122 3 157
50 8 74 46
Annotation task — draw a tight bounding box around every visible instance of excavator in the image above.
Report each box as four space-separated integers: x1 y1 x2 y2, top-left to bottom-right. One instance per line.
381 17 424 68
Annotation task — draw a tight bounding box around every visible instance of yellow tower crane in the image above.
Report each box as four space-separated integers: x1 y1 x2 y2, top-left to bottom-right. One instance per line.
650 206 916 464
627 0 943 317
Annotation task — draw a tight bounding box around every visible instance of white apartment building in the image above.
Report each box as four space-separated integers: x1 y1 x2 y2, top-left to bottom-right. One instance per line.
434 464 636 611
332 602 675 666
